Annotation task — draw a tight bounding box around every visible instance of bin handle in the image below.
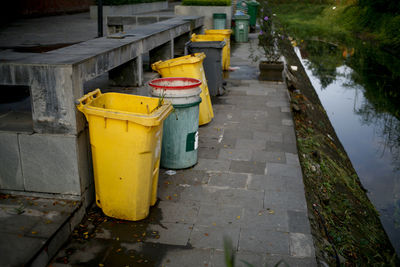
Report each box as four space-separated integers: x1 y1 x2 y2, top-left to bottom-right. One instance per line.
76 89 102 112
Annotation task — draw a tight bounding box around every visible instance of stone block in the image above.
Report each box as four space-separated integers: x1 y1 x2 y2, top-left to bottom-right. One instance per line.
239 228 290 254
0 132 23 190
252 151 286 164
47 222 71 260
138 16 158 25
264 190 307 211
157 201 200 224
289 233 315 258
212 250 264 267
0 232 46 267
264 254 317 267
19 133 81 195
254 131 283 143
207 172 248 188
230 160 266 175
288 210 311 234
266 163 302 178
198 147 220 159
242 207 289 232
30 249 49 267
218 148 252 161
265 141 298 154
189 225 240 250
286 152 300 166
193 158 231 172
196 204 243 227
146 222 192 246
160 248 212 267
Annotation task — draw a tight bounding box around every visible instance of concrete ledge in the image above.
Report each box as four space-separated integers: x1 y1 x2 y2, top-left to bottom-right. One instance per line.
90 1 168 19
175 5 232 29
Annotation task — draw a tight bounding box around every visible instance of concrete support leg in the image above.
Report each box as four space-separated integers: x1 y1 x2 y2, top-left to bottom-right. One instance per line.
174 33 190 57
149 40 173 66
108 55 143 86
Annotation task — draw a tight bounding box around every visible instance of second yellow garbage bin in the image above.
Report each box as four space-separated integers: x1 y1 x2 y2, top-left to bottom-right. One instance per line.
151 53 214 125
76 89 173 221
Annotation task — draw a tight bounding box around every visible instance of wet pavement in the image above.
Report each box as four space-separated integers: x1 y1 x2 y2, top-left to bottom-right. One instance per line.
48 35 317 266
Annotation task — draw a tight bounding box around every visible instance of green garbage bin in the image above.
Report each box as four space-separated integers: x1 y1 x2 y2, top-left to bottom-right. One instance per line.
233 14 250 43
246 1 260 31
149 77 202 169
213 13 226 29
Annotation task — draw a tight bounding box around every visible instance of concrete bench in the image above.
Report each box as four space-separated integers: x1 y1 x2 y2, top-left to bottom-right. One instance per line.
0 16 204 205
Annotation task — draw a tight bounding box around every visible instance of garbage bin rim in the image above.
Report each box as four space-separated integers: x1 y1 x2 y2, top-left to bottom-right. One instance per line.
187 40 226 48
149 77 202 90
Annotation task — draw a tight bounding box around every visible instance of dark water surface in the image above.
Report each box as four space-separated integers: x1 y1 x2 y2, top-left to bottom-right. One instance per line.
294 40 400 255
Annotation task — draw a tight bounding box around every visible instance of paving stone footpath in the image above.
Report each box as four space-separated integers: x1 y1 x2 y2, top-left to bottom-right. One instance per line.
48 35 317 267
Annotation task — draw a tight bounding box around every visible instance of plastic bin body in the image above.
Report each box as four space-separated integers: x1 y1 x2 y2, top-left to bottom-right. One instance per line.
186 41 225 96
204 29 232 70
191 33 230 71
151 53 214 125
76 89 173 221
246 1 260 29
213 13 226 29
149 78 202 169
233 15 250 42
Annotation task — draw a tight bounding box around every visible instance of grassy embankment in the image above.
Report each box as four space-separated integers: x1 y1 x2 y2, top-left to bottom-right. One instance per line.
267 0 399 265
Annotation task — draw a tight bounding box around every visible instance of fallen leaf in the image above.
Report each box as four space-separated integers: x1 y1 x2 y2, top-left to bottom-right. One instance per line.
116 248 122 252
116 237 120 241
173 194 177 197
268 210 275 214
204 233 209 236
258 212 262 216
236 216 241 219
99 264 104 267
166 196 172 200
212 222 217 226
31 231 38 234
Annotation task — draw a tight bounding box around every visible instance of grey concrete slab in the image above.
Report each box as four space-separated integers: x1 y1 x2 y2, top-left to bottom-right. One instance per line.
235 138 266 151
254 131 284 143
196 204 244 227
159 248 213 267
288 210 312 234
0 232 46 267
265 141 298 154
289 233 315 258
146 223 192 246
198 147 220 159
264 190 308 212
242 207 289 232
211 250 264 267
230 160 266 175
286 152 301 166
19 134 81 195
218 148 252 161
266 162 303 178
193 158 231 172
239 228 290 254
264 254 318 267
0 132 24 190
207 172 248 189
189 225 240 250
252 151 286 164
157 201 200 224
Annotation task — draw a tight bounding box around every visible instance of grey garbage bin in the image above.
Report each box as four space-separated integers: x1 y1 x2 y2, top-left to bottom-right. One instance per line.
185 40 225 96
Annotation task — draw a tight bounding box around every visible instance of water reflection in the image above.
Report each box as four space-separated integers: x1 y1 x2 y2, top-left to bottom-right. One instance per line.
295 40 400 254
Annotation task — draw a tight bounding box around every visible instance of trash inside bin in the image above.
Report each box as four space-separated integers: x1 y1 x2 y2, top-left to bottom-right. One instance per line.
186 40 225 96
233 14 250 42
149 77 202 169
204 29 232 70
76 89 173 221
213 13 226 29
151 53 214 126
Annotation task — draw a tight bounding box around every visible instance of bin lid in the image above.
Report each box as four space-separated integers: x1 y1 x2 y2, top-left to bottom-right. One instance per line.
149 77 202 90
187 40 226 49
191 33 225 42
204 29 232 36
151 53 206 71
246 1 260 6
233 14 250 20
213 13 227 19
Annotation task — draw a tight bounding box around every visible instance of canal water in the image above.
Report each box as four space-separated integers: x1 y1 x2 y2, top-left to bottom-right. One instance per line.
294 40 400 255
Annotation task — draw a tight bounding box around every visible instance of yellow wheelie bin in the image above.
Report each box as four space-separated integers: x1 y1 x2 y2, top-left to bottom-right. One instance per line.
204 29 232 70
151 53 214 125
76 89 173 221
